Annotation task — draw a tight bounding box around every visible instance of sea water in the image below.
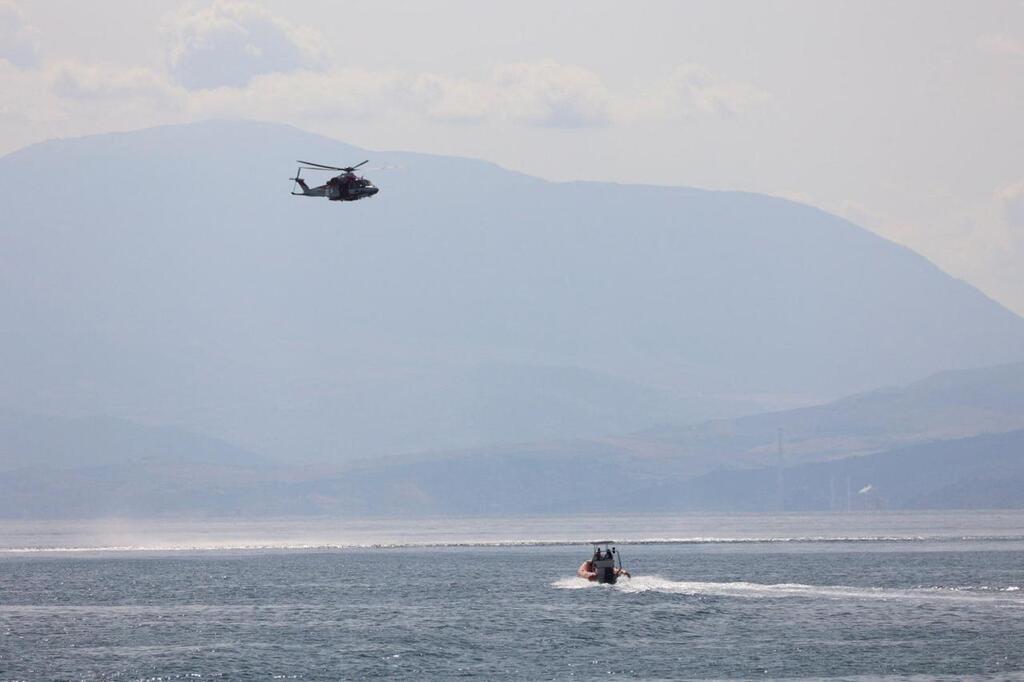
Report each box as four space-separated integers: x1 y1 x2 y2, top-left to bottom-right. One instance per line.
2 511 1023 680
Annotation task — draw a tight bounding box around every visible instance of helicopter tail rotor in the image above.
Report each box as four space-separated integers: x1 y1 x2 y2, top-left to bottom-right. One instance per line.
290 166 312 195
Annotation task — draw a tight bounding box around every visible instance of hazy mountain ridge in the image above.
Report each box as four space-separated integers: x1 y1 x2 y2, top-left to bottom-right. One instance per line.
3 361 1024 517
3 120 1024 462
4 424 1023 518
0 411 268 471
635 429 1024 512
611 361 1024 473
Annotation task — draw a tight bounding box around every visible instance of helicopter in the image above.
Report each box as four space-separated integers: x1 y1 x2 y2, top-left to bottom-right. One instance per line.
290 160 379 201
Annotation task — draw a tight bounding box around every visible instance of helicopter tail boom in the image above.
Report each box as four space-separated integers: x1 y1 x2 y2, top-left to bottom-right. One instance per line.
290 166 327 196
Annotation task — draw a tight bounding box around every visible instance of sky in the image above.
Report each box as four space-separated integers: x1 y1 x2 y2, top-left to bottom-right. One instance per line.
1 0 1022 313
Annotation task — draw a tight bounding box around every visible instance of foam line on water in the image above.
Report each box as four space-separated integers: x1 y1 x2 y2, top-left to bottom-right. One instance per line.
6 534 1024 554
552 576 1024 603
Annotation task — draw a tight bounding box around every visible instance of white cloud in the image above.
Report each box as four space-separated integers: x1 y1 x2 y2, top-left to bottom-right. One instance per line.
189 68 407 121
38 57 769 133
409 73 493 123
492 61 613 128
187 60 764 130
634 64 771 119
978 33 1024 58
36 3 765 131
0 0 40 68
187 61 618 129
163 1 329 90
998 180 1024 229
31 5 766 135
0 60 62 122
195 62 614 128
50 62 185 107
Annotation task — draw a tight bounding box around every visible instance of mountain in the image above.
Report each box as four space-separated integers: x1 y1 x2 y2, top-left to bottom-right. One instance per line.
608 360 1024 476
284 358 1024 514
2 120 1023 462
269 360 1024 516
635 429 1024 512
4 419 1022 519
0 411 267 471
4 361 1024 518
0 411 273 519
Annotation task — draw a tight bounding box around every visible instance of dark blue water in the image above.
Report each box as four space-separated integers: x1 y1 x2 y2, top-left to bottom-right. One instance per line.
2 539 1023 680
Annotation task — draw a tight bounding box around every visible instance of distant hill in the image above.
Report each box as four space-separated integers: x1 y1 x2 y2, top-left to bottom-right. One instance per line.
3 423 1022 518
4 360 1024 518
2 120 1024 462
604 361 1024 476
633 429 1024 512
0 412 273 519
0 411 267 471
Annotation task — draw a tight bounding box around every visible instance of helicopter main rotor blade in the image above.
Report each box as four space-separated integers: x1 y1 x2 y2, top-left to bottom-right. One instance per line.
297 160 348 171
296 160 370 172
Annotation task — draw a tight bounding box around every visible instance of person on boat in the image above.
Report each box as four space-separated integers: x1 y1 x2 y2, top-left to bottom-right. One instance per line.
577 559 630 581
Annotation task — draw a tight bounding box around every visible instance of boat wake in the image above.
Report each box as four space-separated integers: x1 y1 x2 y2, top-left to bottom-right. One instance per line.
551 576 1024 603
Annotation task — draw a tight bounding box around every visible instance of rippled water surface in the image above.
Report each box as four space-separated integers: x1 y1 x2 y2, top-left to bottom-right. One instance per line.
2 512 1023 680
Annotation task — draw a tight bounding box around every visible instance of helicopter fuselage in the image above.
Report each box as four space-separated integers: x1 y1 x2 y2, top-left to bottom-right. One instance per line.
326 173 379 201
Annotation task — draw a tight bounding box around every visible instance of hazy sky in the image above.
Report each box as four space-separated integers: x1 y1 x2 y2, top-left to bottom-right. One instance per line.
2 0 1022 313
